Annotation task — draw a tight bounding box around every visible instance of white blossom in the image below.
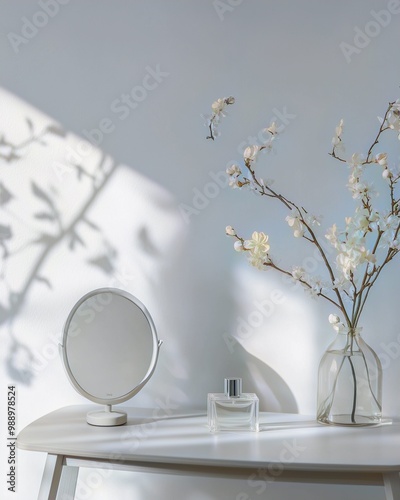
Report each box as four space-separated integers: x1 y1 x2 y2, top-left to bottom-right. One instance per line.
286 214 305 238
243 231 270 269
225 225 235 236
292 266 305 280
228 177 241 189
248 255 267 270
305 214 321 226
368 211 380 223
243 145 260 162
226 164 241 176
234 241 244 252
332 119 344 150
387 100 400 135
326 224 339 247
389 239 400 250
376 153 388 167
305 282 321 299
335 242 376 280
328 314 340 325
332 322 347 334
378 213 400 248
211 98 226 116
245 231 270 255
374 153 392 181
348 153 364 168
382 168 392 180
347 180 375 200
226 164 242 189
266 122 278 135
350 209 371 235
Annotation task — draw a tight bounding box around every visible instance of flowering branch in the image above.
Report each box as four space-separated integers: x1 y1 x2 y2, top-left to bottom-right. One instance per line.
211 96 400 333
365 104 394 163
204 96 235 140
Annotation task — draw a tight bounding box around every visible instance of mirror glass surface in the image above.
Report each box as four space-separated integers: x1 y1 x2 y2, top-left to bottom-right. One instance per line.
61 288 159 405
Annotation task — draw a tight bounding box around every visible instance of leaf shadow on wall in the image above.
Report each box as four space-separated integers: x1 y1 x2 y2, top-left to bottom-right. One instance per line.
0 119 123 384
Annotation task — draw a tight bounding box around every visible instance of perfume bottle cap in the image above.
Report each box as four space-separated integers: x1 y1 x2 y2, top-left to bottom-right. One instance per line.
224 377 242 397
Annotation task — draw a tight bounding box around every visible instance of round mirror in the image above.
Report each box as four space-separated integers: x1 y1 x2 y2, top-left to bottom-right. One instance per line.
60 288 162 426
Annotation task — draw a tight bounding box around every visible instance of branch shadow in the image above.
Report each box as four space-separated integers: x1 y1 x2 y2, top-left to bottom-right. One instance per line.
0 117 121 384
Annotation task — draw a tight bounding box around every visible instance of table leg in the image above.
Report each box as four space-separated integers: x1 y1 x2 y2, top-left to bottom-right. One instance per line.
37 454 79 500
56 464 79 500
384 472 400 500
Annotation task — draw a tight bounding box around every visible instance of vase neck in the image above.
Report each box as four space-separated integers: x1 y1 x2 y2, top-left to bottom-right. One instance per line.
330 327 364 352
337 326 362 337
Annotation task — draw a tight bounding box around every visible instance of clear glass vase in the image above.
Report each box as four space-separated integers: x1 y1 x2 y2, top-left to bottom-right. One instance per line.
317 329 382 426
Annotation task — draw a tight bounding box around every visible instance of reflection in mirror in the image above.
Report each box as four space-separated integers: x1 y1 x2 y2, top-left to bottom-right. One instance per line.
60 288 162 426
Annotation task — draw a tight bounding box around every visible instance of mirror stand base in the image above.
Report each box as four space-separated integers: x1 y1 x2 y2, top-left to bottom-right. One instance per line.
87 406 127 426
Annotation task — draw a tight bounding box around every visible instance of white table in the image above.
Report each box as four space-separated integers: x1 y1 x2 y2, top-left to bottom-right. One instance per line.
17 405 400 500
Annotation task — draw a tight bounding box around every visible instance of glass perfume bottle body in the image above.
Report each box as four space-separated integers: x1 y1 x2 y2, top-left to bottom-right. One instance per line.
207 378 259 432
207 393 259 432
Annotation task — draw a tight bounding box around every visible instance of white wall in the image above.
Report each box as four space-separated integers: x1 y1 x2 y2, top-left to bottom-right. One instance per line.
1 1 399 498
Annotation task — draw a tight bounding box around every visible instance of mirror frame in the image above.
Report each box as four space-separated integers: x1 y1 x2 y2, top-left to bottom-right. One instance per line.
60 287 161 406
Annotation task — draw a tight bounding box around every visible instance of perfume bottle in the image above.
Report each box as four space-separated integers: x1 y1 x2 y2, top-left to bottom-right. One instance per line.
207 378 259 432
